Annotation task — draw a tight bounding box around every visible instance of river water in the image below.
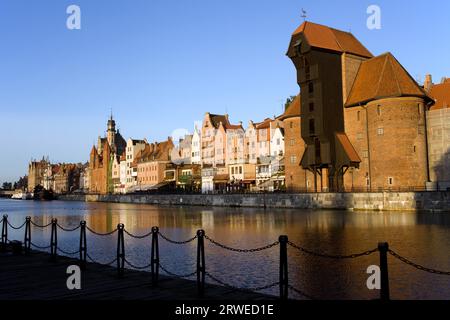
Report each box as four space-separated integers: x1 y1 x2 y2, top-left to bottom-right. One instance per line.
1 198 449 300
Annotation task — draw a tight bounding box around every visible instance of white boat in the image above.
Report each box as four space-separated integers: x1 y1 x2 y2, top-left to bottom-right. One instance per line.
11 191 24 199
11 191 33 200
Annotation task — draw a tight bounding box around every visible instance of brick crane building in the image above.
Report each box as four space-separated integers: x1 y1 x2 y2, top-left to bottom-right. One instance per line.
287 21 434 191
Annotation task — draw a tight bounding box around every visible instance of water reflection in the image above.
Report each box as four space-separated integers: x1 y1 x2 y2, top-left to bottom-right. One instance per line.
1 199 449 300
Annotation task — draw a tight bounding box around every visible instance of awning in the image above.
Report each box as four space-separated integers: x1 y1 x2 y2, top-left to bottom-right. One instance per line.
213 174 229 182
335 132 361 169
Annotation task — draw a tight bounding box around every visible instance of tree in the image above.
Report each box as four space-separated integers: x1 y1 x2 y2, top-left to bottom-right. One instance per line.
13 176 28 190
2 182 13 190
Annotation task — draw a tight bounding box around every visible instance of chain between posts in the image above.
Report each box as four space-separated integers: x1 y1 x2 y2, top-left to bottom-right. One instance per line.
57 247 80 255
206 272 280 293
204 235 279 252
124 258 152 270
30 220 52 228
86 226 118 236
86 252 117 266
124 229 153 239
388 249 450 275
7 220 26 230
287 241 379 259
30 242 51 250
287 285 317 300
6 215 450 300
159 263 197 279
158 231 197 244
57 223 80 232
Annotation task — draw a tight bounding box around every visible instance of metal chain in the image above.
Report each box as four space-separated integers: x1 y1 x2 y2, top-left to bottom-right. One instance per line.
30 242 51 250
158 263 197 278
388 249 450 276
57 247 80 255
86 252 117 266
288 241 378 259
7 220 26 230
86 226 118 236
57 223 81 232
206 272 279 292
124 258 152 270
30 220 52 228
124 229 153 239
205 235 279 253
158 231 197 245
288 285 317 300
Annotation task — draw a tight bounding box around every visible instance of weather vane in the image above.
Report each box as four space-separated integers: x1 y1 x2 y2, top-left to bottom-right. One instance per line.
301 8 307 21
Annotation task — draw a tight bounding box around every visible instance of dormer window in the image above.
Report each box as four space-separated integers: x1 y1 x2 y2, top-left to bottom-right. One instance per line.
294 39 302 56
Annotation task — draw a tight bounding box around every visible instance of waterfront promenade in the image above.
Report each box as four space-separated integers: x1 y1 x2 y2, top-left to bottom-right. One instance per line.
0 247 273 300
60 191 450 212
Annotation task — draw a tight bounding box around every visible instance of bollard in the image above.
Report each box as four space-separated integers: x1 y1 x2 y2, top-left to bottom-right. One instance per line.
196 229 206 297
24 217 31 254
50 218 58 261
1 215 7 252
378 242 390 301
116 223 125 278
79 221 87 269
151 226 159 286
279 235 288 299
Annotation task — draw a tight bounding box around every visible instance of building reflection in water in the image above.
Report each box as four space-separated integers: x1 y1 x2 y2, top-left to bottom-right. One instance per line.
1 199 449 300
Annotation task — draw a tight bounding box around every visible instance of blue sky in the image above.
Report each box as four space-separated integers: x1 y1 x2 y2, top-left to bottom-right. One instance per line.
0 0 449 183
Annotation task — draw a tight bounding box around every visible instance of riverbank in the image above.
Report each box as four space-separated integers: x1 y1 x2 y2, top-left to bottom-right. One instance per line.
58 191 450 212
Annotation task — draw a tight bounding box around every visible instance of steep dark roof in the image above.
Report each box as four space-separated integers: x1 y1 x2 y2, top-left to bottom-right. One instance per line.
209 114 230 128
429 79 450 110
288 21 373 58
345 53 432 107
278 95 301 120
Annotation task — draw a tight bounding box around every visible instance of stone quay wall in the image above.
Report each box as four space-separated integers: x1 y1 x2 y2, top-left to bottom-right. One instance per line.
58 192 450 212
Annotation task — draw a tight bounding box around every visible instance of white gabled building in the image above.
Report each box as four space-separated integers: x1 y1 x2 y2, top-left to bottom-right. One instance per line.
125 138 147 191
270 126 285 158
191 125 201 164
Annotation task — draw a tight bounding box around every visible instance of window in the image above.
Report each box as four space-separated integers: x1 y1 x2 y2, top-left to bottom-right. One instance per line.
418 104 422 115
290 155 297 164
290 139 295 146
309 103 314 112
357 133 363 140
239 167 242 174
377 105 382 116
357 111 361 121
308 82 314 94
231 167 234 174
362 150 369 158
413 145 416 153
277 138 280 145
377 127 384 136
388 177 394 186
290 122 293 129
309 118 315 136
295 40 302 56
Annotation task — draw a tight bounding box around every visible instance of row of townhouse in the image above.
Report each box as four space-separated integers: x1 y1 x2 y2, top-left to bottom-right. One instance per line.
86 104 302 194
198 112 288 193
